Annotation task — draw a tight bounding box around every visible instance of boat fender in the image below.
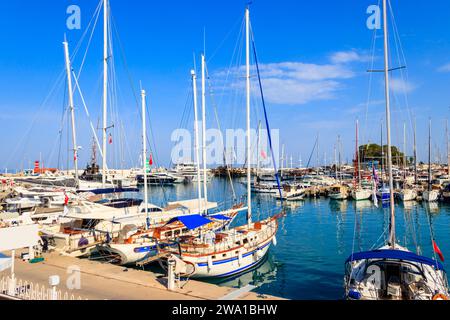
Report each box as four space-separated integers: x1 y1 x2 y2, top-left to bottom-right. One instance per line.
432 294 448 300
207 256 213 270
348 290 361 300
238 250 243 266
272 236 277 246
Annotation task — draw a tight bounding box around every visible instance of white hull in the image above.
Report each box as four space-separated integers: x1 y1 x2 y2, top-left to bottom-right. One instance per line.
179 238 273 278
329 193 347 200
422 190 439 202
351 189 372 201
345 244 449 300
399 189 417 202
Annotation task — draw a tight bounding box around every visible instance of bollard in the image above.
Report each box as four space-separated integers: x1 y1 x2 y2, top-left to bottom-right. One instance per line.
49 275 60 300
167 258 176 291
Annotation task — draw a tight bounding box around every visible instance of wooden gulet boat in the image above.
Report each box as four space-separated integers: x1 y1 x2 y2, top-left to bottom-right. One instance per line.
157 7 283 279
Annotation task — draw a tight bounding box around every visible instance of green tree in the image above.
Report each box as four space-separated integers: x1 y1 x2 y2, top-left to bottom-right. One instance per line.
359 144 408 166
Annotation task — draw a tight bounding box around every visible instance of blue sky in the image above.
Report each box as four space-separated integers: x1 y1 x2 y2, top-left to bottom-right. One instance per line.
1 0 450 171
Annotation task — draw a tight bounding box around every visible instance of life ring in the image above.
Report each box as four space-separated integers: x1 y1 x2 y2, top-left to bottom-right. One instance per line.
432 294 448 300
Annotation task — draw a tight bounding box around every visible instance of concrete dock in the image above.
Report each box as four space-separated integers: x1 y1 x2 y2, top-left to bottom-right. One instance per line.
1 251 283 300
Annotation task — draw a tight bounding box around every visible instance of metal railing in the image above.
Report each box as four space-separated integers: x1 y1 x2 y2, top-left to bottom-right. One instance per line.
0 276 85 300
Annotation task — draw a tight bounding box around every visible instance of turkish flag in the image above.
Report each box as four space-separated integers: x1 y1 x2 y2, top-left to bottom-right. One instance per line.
261 150 268 160
64 193 69 206
74 152 77 161
433 240 445 262
109 134 113 145
149 154 153 166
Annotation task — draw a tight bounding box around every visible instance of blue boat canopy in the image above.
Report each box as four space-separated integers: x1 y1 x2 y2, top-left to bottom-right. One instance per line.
209 214 232 221
346 249 444 271
167 214 213 230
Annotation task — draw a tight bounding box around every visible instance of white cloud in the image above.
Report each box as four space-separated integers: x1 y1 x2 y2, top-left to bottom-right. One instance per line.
213 50 369 106
437 63 450 72
389 78 416 93
330 50 371 64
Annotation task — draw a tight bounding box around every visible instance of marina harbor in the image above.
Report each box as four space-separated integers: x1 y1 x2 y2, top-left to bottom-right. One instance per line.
2 0 450 303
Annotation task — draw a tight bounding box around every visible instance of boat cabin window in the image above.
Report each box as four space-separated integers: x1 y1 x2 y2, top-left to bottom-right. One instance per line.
243 239 249 244
174 230 181 236
165 231 173 238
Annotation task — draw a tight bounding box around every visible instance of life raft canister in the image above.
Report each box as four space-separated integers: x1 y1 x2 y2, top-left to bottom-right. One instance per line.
432 294 449 300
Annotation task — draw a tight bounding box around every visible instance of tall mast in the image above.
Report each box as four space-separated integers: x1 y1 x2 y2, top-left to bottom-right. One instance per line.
334 142 338 180
246 7 252 225
356 120 361 186
256 121 261 177
447 119 449 176
191 69 203 212
380 121 384 185
338 135 342 183
428 119 432 191
382 0 396 247
63 38 79 185
403 122 407 182
201 54 208 214
414 118 417 184
102 0 109 188
141 89 149 228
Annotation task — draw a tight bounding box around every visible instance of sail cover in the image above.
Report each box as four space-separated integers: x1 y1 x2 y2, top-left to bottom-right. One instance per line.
167 214 213 230
345 249 444 271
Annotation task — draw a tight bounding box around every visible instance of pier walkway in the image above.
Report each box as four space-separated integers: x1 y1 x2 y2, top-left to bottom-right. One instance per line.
1 251 283 300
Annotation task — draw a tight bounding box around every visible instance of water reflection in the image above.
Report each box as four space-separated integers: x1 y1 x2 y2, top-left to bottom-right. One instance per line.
207 255 279 289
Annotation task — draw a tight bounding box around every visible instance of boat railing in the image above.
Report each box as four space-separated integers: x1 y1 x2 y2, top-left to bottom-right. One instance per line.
179 220 278 256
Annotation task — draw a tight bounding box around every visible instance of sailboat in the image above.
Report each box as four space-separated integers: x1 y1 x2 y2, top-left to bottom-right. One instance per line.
351 120 371 201
156 7 282 278
345 0 448 300
398 123 417 202
423 119 439 202
99 63 246 265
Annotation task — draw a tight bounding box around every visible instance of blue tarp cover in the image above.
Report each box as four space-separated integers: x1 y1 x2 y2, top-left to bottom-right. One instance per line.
346 249 444 271
167 214 213 230
210 214 232 221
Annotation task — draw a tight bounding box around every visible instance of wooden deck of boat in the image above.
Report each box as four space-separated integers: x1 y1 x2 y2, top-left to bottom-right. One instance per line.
2 251 284 300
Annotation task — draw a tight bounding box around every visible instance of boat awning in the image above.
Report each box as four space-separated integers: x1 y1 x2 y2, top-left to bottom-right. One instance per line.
209 214 232 221
0 253 12 272
346 249 444 271
77 187 139 195
167 214 213 230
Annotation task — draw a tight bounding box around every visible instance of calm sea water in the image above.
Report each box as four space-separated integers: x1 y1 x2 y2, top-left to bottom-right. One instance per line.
141 177 450 300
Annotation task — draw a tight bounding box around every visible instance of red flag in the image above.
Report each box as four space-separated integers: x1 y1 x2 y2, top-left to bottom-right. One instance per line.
109 134 113 145
261 150 267 160
433 240 445 262
74 152 77 161
64 193 69 206
149 154 153 166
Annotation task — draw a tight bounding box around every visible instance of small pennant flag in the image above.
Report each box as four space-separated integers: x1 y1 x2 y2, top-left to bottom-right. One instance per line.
261 150 268 160
108 134 113 145
149 154 153 166
74 152 77 161
64 193 69 206
433 240 445 262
